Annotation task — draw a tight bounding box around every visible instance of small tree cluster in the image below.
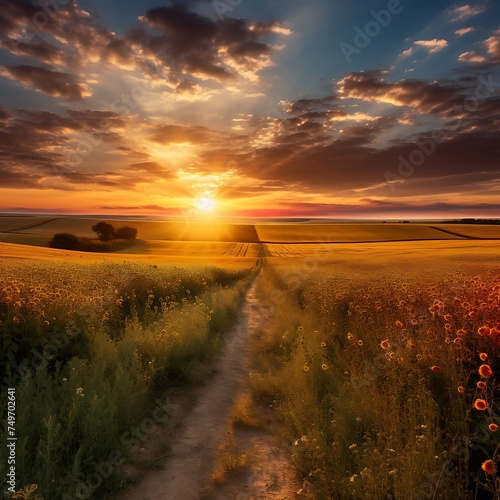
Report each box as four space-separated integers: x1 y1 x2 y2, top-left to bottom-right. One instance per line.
91 222 138 241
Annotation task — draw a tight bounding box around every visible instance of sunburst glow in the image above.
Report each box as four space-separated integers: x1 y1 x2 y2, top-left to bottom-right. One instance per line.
195 197 216 212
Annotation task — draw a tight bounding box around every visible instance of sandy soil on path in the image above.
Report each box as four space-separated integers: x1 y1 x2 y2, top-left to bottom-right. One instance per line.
117 274 305 500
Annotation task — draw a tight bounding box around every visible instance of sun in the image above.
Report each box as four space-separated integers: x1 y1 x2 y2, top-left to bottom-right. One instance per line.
195 197 216 212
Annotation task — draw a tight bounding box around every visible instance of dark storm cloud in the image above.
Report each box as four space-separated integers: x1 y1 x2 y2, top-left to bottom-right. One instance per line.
0 107 153 190
0 38 67 65
338 71 472 117
0 65 90 99
131 2 289 83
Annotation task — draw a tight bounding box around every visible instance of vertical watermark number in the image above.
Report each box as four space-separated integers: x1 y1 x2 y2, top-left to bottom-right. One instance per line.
6 388 16 494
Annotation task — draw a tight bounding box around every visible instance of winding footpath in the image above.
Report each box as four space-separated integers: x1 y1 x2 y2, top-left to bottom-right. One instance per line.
117 273 303 500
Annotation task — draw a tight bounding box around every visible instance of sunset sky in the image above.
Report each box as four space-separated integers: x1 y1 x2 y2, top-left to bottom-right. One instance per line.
0 0 499 218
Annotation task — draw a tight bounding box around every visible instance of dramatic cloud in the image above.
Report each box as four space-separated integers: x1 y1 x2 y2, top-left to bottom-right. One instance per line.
0 65 91 99
338 71 467 117
130 3 290 84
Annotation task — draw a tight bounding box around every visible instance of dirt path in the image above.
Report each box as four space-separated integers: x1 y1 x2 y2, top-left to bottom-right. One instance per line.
117 273 304 500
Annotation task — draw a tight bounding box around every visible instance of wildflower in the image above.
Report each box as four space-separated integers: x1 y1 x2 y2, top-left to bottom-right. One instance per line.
303 365 309 372
489 423 499 432
349 443 357 450
357 340 363 346
75 387 84 397
430 366 442 374
321 364 328 371
481 460 496 475
477 381 486 390
456 329 466 336
349 474 358 483
457 386 465 394
478 326 490 336
388 470 397 476
321 342 326 347
416 354 423 361
347 333 354 341
380 340 390 349
479 364 493 378
474 399 488 411
395 320 403 328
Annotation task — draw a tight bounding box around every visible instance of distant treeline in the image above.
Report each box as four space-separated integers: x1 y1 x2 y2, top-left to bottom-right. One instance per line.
49 222 138 252
442 219 500 225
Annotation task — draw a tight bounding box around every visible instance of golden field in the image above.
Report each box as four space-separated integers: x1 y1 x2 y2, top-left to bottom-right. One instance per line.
1 217 500 499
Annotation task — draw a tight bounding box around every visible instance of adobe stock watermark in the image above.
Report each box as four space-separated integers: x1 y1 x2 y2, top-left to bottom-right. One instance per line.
62 396 175 500
339 0 407 63
63 81 154 170
212 0 244 20
8 0 73 52
384 73 500 192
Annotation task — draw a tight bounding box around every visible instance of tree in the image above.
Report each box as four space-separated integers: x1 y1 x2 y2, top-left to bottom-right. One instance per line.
91 222 115 241
114 226 138 240
49 233 82 250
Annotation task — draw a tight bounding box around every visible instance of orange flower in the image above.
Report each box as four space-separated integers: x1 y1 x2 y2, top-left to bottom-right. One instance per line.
479 364 493 378
430 365 442 374
474 399 488 411
395 320 403 328
491 327 499 336
489 423 499 432
457 386 465 394
477 381 486 390
479 352 488 361
380 340 390 349
456 329 466 337
478 325 490 336
481 459 496 475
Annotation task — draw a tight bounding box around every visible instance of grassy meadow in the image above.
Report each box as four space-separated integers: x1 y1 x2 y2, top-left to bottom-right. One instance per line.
1 216 500 499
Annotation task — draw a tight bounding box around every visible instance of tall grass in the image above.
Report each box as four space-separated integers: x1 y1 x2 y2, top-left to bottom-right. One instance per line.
251 265 500 499
0 261 255 499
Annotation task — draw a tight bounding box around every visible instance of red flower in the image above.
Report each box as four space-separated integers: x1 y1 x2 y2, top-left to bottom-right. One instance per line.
474 399 488 411
478 325 490 336
481 459 496 475
430 365 442 374
479 364 493 378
